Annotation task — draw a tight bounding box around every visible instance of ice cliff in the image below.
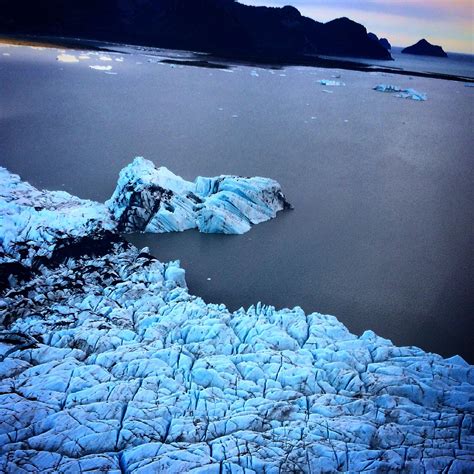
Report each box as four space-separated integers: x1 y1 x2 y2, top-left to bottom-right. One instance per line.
1 168 473 473
107 157 292 234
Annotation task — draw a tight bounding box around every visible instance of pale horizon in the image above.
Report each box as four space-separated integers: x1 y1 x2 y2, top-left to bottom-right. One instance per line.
242 0 474 54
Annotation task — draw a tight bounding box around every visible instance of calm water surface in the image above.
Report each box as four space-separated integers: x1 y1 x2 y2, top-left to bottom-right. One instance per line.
1 44 473 361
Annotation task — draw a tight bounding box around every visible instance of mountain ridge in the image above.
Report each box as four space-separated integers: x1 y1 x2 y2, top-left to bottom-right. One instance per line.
0 0 392 60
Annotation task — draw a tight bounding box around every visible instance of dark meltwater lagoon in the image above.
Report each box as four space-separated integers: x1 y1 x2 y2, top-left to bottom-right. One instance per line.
1 43 473 361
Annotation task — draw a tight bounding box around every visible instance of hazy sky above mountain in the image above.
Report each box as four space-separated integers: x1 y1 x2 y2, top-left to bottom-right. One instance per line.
242 0 473 53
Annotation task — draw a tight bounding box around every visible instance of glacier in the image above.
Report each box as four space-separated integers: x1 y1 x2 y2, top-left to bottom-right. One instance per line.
318 80 345 87
107 157 292 234
1 168 474 473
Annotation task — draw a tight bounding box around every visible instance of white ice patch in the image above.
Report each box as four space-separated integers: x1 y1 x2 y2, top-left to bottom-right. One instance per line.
89 65 113 71
56 54 79 63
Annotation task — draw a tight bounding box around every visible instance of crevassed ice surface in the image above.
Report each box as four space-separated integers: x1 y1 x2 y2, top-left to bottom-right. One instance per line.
1 171 474 472
106 157 291 235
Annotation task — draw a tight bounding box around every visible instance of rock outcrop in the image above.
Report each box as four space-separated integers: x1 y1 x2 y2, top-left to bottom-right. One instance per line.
107 157 292 234
402 39 448 57
0 168 473 472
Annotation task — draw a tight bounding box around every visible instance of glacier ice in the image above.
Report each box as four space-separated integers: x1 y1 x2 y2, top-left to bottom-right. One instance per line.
373 84 427 101
0 168 473 472
107 157 292 234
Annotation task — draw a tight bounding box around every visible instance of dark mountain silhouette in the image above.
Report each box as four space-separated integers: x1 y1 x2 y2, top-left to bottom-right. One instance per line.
0 0 392 60
368 32 391 51
379 38 391 51
402 39 447 57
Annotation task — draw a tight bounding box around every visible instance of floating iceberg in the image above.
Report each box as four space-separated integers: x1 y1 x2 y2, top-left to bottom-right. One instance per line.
373 84 427 101
107 157 292 234
89 65 113 71
318 79 345 86
0 169 473 473
56 54 79 63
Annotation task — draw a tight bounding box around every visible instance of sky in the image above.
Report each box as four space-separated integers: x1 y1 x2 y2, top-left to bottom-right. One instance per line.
241 0 474 54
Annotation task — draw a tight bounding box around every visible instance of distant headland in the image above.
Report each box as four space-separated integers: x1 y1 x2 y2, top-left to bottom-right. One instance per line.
402 39 448 58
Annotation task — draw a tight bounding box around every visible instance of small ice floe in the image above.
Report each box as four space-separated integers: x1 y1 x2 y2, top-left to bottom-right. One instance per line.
207 277 212 281
57 54 79 63
279 73 286 77
218 107 224 111
104 71 117 75
89 65 113 71
115 57 124 62
310 116 317 120
99 55 112 61
464 83 474 88
232 114 239 118
373 84 427 101
344 119 349 123
2 53 10 56
318 79 345 86
332 74 342 79
322 89 333 94
250 70 259 77
78 55 90 60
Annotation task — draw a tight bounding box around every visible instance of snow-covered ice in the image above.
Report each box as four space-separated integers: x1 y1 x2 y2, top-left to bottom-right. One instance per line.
1 168 473 473
106 157 292 234
373 84 427 101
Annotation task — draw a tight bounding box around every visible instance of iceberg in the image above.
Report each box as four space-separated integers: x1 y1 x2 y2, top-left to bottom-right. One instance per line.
318 79 345 86
0 168 473 472
56 54 79 63
107 157 292 234
373 84 427 101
